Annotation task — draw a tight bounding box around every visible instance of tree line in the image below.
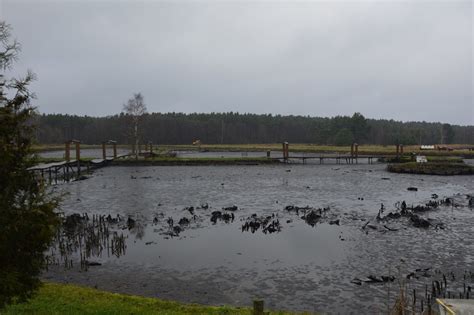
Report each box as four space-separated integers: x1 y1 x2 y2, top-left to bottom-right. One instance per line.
34 112 473 146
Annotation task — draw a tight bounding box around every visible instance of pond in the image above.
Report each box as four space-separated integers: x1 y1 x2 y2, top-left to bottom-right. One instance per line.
44 164 474 313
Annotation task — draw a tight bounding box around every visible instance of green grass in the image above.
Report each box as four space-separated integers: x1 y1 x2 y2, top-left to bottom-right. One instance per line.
2 282 304 315
112 156 279 166
32 156 97 164
31 144 132 152
387 161 474 175
33 143 474 157
159 143 474 156
381 155 465 164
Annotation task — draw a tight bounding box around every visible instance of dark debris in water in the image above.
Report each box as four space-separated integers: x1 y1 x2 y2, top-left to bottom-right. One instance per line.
241 213 281 234
211 211 235 224
285 205 335 227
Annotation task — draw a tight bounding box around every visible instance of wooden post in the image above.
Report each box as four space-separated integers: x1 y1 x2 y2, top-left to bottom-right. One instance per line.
400 144 404 154
65 142 70 162
396 144 400 159
113 143 117 159
102 142 106 160
354 143 358 163
351 143 354 157
75 141 81 175
282 142 286 161
253 299 264 315
266 150 270 158
285 142 289 159
75 142 80 161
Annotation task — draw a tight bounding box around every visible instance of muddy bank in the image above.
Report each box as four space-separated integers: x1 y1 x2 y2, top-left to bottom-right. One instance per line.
45 165 474 313
111 158 280 166
387 161 474 175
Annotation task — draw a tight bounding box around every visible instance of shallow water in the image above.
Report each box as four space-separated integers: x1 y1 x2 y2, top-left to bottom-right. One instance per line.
38 148 131 159
45 164 474 313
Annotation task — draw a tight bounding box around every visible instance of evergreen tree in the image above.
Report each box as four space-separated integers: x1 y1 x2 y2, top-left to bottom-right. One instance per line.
0 22 59 308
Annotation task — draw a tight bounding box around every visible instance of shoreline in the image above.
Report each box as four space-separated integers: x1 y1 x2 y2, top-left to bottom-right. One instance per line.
387 161 474 175
3 282 299 315
33 143 474 158
111 157 281 166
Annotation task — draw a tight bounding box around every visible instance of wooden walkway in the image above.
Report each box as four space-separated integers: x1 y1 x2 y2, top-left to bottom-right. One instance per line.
273 154 391 164
28 154 129 183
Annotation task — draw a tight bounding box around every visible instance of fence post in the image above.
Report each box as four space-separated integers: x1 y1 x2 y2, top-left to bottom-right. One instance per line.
102 142 106 160
253 299 264 315
65 141 70 162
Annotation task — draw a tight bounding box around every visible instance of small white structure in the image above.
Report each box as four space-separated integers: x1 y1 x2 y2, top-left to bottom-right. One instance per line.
420 145 435 150
416 155 428 163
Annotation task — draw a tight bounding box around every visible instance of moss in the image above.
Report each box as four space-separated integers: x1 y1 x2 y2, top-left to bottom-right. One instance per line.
387 162 474 175
3 282 306 315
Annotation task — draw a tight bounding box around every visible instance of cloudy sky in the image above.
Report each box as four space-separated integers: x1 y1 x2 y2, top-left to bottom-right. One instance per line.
1 0 472 125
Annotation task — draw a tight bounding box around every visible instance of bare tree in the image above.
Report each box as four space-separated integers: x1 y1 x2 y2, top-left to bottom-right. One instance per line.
122 93 147 158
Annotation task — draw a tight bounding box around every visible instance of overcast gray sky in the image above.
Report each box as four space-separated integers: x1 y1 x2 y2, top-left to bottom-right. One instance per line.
1 0 472 125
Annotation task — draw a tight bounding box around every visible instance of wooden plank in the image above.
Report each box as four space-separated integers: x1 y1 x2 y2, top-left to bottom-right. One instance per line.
28 160 69 171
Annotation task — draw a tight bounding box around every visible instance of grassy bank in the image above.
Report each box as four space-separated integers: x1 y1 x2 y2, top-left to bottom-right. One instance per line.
387 161 474 175
33 143 474 157
112 157 280 166
380 156 465 164
150 144 474 157
31 144 132 152
3 283 302 315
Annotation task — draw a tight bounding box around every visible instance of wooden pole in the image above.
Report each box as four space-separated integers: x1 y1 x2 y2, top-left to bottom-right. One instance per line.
75 141 81 176
355 143 358 163
149 142 153 155
75 142 80 161
113 143 117 159
351 143 354 157
253 299 264 315
396 144 400 159
102 142 106 160
282 142 286 161
286 142 289 159
65 142 70 162
400 144 404 154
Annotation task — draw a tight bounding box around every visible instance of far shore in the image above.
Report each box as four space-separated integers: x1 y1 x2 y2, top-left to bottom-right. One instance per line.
33 143 474 158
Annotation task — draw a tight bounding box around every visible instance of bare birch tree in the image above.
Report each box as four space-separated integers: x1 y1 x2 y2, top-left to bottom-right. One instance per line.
123 93 147 158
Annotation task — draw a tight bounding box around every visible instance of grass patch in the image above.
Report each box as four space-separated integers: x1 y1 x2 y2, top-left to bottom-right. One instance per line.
34 143 474 157
159 143 474 156
387 161 474 175
112 156 280 166
381 155 465 164
32 156 97 164
2 282 303 315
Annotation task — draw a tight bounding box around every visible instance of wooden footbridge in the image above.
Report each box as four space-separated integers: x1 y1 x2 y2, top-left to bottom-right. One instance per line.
275 142 406 164
29 140 129 183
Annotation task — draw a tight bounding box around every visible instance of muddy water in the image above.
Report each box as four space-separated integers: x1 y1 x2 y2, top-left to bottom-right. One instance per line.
44 164 474 313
